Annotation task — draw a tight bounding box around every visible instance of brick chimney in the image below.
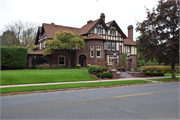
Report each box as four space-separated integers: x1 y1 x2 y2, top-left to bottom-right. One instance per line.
127 25 133 41
100 13 105 22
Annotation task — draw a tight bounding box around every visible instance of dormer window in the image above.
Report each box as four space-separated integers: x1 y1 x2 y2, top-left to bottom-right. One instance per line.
97 28 102 34
110 30 114 35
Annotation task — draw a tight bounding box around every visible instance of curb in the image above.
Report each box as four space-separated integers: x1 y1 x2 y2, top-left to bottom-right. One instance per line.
0 80 179 97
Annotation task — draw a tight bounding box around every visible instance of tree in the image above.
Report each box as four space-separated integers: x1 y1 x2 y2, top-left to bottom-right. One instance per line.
2 20 38 51
121 52 127 67
1 30 19 47
136 0 179 78
43 30 85 67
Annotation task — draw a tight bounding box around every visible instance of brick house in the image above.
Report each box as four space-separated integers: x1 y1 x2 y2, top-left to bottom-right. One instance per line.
28 13 137 68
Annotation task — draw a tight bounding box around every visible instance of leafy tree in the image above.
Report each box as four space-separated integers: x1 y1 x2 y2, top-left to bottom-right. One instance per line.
121 52 127 67
2 20 38 51
43 30 85 67
1 30 19 47
136 0 179 78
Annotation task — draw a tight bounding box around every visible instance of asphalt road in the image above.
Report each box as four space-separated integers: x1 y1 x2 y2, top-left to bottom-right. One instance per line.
1 82 179 119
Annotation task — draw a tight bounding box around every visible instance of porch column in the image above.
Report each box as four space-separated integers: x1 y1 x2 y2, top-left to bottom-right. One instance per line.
28 55 32 67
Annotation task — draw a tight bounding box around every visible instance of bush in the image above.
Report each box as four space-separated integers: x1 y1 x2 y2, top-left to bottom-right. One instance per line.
66 66 69 69
29 66 32 69
76 64 81 67
40 67 44 70
138 66 179 73
52 64 57 68
104 73 113 78
54 67 57 69
46 67 49 69
97 73 105 78
39 63 50 69
34 67 37 69
103 66 108 72
73 67 76 69
108 67 115 72
58 66 61 69
87 64 91 67
1 46 28 69
62 66 65 69
70 66 72 69
32 63 36 69
145 71 164 76
88 65 99 74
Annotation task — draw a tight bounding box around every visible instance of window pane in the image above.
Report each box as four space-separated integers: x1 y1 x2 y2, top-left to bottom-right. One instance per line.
97 51 100 56
112 43 115 49
59 61 64 64
59 57 64 61
108 43 111 49
91 51 93 56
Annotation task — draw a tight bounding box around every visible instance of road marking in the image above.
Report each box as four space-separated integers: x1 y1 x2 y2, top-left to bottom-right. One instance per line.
113 92 153 98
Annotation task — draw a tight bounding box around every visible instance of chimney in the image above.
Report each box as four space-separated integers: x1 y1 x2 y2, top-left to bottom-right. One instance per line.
127 25 133 41
100 13 105 22
51 23 55 25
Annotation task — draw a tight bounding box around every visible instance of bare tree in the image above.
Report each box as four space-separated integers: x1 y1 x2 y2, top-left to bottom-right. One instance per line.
1 20 39 51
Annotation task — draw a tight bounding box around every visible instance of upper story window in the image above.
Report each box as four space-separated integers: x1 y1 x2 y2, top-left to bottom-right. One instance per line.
108 42 111 50
90 46 94 50
112 43 115 50
110 30 115 35
96 46 101 50
127 46 131 53
119 46 122 53
97 28 102 34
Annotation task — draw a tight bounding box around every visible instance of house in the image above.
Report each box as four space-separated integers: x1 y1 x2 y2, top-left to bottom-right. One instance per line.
28 13 137 68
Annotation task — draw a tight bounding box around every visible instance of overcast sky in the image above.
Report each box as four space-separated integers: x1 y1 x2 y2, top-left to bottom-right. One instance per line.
0 0 159 40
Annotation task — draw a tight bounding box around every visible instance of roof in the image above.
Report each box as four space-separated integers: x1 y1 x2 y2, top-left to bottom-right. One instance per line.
28 50 44 55
124 38 137 46
80 19 100 35
86 34 105 40
43 23 81 38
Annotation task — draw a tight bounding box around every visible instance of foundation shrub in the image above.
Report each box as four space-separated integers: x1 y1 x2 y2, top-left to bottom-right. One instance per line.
97 73 105 78
88 65 99 75
39 63 50 69
104 73 113 78
139 66 179 73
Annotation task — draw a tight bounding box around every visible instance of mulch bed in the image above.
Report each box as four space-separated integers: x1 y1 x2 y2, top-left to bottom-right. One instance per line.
0 80 179 97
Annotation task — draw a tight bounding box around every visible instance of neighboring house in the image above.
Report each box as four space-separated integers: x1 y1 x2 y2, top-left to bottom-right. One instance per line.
28 13 137 68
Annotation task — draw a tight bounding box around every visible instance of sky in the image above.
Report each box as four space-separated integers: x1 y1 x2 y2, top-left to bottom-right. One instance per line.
0 0 160 41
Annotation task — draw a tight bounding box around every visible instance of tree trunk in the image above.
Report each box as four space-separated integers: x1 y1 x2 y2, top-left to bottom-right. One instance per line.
171 62 175 78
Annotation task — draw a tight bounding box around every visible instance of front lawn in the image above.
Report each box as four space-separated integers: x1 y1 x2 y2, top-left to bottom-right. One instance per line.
1 69 98 85
1 80 150 93
164 73 180 76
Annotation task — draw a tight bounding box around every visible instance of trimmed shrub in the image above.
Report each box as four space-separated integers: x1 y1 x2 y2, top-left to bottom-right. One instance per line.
58 66 61 69
138 66 179 73
88 65 99 74
52 64 57 68
66 66 69 69
103 66 108 72
97 73 105 78
73 67 76 69
104 73 113 78
1 46 28 69
34 67 37 69
54 67 57 69
70 66 72 69
46 67 49 69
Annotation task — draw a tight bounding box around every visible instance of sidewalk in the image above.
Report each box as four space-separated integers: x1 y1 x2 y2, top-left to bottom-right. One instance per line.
1 76 179 88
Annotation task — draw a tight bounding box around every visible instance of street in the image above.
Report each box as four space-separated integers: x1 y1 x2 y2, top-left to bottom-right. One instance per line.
1 82 179 119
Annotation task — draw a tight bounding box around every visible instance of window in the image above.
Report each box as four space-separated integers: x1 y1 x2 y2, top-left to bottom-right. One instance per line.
90 46 94 50
96 46 101 50
112 43 115 50
90 51 94 58
131 57 133 63
58 56 65 65
127 46 131 53
97 51 101 58
119 46 122 53
110 30 114 35
108 42 111 50
97 28 102 34
108 55 113 64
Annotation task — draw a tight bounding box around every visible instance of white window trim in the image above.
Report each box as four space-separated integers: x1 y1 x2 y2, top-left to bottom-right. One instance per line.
97 28 102 34
127 46 131 53
90 51 94 58
96 46 101 50
58 55 66 66
107 55 113 65
90 46 94 50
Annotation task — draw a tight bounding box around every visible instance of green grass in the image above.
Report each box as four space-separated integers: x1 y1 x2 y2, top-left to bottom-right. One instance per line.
164 73 180 76
1 69 97 85
148 77 179 82
1 80 150 93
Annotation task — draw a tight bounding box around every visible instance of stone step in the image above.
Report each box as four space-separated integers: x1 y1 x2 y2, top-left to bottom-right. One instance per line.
120 72 133 78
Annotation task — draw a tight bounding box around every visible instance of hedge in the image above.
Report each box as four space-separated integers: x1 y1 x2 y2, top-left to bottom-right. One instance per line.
1 46 28 69
138 66 179 73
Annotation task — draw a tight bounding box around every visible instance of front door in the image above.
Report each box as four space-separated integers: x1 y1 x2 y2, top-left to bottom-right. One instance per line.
79 55 86 67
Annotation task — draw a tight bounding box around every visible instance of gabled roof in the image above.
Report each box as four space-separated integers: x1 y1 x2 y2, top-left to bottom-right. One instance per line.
80 19 100 35
106 20 114 25
43 23 81 38
28 50 44 55
86 34 105 40
124 38 137 46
